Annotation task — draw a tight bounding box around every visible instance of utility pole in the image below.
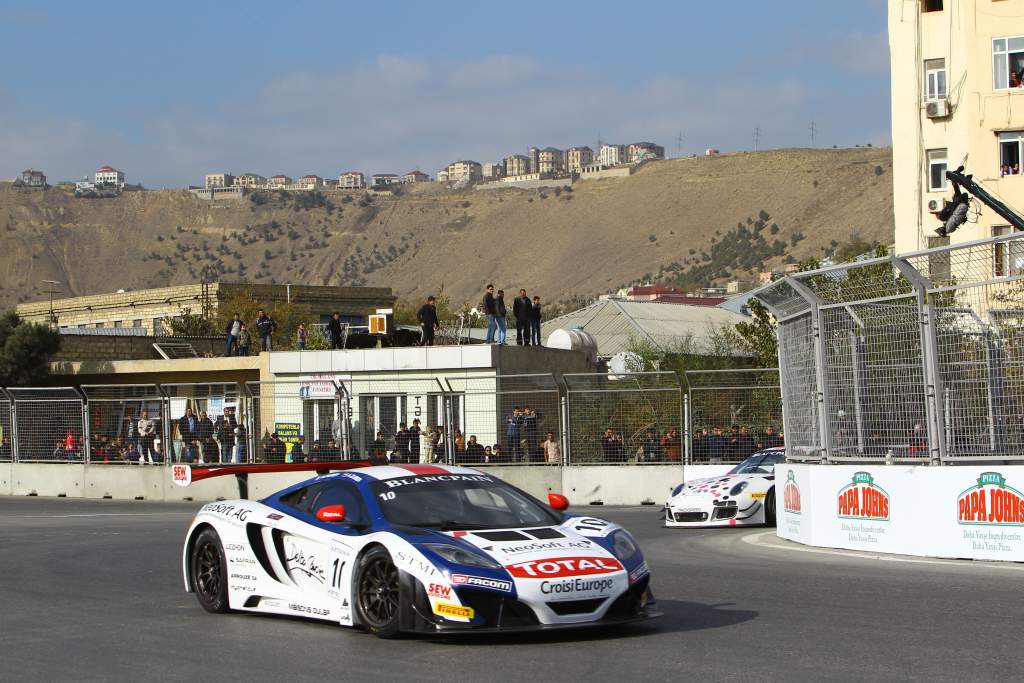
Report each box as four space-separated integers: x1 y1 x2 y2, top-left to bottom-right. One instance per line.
676 130 685 157
809 120 818 147
754 127 762 152
41 280 61 327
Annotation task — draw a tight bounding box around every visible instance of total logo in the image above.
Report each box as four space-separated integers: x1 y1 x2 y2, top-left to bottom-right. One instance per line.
506 556 624 579
837 471 890 521
958 472 1024 526
783 470 801 515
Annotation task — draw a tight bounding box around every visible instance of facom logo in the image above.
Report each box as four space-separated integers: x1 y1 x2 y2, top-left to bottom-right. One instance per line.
958 472 1024 526
783 470 801 515
837 471 890 521
505 556 623 578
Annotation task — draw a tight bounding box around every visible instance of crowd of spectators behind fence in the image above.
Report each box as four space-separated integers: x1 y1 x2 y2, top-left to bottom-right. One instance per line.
690 425 784 463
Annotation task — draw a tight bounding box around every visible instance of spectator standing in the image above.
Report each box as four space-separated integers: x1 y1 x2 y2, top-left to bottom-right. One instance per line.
254 309 277 352
541 431 561 464
523 405 539 461
266 432 287 463
421 425 434 464
291 436 306 463
495 290 508 345
736 425 756 459
482 445 493 464
513 289 532 346
706 427 725 463
371 432 387 463
297 323 308 351
418 296 439 346
763 425 783 448
215 408 238 462
198 411 216 464
123 408 139 454
662 428 682 462
237 324 252 356
482 285 498 343
178 407 199 463
233 423 247 463
506 407 523 461
327 312 344 350
465 435 485 462
530 296 543 346
409 419 421 462
137 410 157 464
454 429 465 455
394 422 411 464
640 428 663 463
224 313 242 356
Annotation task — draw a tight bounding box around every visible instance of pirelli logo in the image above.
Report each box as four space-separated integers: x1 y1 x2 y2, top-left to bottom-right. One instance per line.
434 602 474 619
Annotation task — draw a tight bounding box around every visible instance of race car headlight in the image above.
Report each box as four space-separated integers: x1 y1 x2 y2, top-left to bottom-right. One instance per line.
670 483 685 497
611 530 640 562
729 481 748 496
422 543 502 570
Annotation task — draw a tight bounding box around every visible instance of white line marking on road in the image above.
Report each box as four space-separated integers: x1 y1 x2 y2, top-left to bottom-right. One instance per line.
2 512 192 519
742 529 1024 572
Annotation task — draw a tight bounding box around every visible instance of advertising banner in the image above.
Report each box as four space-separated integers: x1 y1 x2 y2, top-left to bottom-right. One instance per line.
777 464 1024 562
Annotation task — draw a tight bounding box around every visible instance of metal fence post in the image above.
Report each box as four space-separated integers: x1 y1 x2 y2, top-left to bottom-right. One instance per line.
435 378 454 465
788 278 833 463
893 257 947 465
74 387 91 464
683 392 690 466
559 388 570 466
1 387 17 463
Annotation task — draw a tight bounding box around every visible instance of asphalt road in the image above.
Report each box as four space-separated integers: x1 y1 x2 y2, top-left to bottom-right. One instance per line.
1 498 1022 682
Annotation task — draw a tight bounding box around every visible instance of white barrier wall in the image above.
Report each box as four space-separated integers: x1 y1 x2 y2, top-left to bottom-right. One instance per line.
778 464 1024 562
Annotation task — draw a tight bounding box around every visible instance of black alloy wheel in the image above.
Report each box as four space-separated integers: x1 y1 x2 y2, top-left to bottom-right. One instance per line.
765 487 777 527
355 546 402 638
191 528 230 613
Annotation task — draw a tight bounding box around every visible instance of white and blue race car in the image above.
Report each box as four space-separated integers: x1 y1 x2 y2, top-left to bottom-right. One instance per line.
664 448 786 528
178 462 659 637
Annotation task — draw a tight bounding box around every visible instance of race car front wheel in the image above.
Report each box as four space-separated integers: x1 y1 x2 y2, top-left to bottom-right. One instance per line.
191 527 230 613
765 488 777 527
355 546 401 638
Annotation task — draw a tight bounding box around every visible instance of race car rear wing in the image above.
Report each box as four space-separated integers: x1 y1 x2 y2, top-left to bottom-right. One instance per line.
172 460 372 489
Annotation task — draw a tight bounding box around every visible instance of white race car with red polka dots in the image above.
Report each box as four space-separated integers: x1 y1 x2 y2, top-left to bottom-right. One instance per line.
665 448 785 527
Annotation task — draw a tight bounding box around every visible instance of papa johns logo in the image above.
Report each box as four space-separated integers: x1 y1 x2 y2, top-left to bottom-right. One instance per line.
783 470 801 515
958 472 1024 526
837 472 890 522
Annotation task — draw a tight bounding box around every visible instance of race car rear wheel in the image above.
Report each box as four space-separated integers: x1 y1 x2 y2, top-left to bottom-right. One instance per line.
765 487 777 527
355 546 401 638
191 527 230 613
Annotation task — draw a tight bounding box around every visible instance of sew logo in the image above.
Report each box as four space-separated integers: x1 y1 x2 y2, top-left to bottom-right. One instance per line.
171 464 191 487
505 556 623 579
783 470 801 515
427 583 452 599
958 472 1024 526
837 472 889 521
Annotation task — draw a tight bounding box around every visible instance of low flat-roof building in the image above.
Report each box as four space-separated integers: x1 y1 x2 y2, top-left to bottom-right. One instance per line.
339 171 366 189
205 173 234 189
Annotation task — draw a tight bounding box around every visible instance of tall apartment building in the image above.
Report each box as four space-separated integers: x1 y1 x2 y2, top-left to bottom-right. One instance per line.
598 144 628 166
235 173 267 189
565 146 594 174
482 162 504 179
443 160 483 183
890 0 1024 253
537 147 565 174
339 171 366 189
95 165 125 188
528 147 540 174
204 173 234 189
504 154 531 177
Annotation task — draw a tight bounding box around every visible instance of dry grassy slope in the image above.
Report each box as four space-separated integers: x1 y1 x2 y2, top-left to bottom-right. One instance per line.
0 147 893 309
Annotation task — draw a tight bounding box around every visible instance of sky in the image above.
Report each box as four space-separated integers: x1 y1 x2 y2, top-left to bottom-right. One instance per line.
0 0 892 188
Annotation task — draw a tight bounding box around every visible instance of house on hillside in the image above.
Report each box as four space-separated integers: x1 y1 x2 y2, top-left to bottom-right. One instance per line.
503 154 531 177
402 170 430 183
298 175 324 189
598 144 629 167
204 173 234 189
235 173 267 188
371 173 400 187
268 174 293 188
442 160 482 183
339 171 366 189
95 165 125 188
628 142 665 163
566 147 594 174
18 169 46 188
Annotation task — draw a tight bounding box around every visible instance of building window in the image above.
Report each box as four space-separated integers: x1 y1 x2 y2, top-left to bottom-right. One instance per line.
993 36 1024 90
925 59 946 100
927 148 947 192
921 0 942 12
999 131 1024 175
994 225 1024 276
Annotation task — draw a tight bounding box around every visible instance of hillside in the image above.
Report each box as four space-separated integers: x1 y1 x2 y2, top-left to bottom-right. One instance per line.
0 147 894 309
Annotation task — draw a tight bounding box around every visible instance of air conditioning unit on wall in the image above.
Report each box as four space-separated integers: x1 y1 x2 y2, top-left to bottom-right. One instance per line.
927 198 945 213
926 100 949 118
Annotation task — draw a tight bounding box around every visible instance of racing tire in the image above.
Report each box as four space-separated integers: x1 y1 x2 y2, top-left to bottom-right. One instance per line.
765 487 777 527
354 546 402 638
190 527 230 613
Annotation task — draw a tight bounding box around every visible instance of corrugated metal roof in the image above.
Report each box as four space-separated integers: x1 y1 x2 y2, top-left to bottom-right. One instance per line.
539 299 750 357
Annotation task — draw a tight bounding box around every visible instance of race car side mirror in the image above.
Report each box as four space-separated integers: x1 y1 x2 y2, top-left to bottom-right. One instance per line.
316 504 347 523
548 493 570 511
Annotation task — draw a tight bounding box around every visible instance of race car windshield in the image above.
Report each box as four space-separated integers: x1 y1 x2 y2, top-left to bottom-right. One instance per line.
370 474 561 530
728 451 787 475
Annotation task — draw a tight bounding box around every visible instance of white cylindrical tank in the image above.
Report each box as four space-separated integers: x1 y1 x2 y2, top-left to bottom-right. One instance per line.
546 328 598 364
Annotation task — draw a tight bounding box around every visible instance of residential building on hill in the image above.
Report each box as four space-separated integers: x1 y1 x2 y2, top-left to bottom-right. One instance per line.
298 175 323 189
371 173 400 187
889 0 1024 252
528 147 540 174
537 147 565 174
19 169 46 187
504 154 531 177
598 143 629 167
235 173 267 189
339 171 366 189
402 170 430 183
482 162 504 179
268 175 292 188
628 142 665 162
95 165 125 188
566 146 594 174
443 160 482 183
204 173 234 189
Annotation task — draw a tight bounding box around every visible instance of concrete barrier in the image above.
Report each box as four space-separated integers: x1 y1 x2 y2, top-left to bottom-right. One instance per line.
778 463 1024 562
0 461 11 496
